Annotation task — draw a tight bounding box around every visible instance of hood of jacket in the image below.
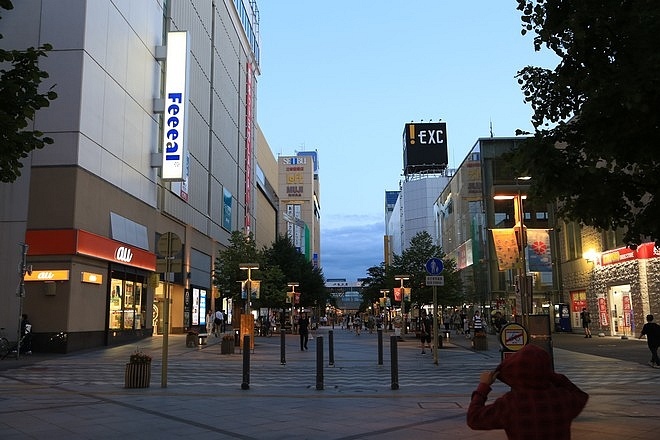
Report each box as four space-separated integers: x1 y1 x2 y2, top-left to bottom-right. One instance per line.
496 344 554 390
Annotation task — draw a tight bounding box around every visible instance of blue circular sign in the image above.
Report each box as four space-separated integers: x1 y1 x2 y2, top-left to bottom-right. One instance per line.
425 258 444 275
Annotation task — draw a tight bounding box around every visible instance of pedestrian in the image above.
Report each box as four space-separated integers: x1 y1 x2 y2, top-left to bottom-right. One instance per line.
298 312 309 350
214 309 225 335
467 344 588 439
420 310 432 354
638 314 660 368
580 307 592 338
20 314 32 355
472 310 484 334
354 315 362 335
206 309 214 336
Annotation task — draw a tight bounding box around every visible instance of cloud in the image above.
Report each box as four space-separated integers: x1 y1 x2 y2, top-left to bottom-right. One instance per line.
320 214 384 282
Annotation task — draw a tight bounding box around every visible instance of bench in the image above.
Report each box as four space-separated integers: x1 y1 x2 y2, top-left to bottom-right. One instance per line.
197 333 209 345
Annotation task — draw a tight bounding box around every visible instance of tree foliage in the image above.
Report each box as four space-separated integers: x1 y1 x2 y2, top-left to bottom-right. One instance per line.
213 232 328 312
0 1 57 182
512 0 660 246
362 232 464 311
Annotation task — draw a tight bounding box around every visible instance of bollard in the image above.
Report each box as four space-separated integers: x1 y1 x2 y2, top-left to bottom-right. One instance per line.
280 329 286 365
316 336 324 390
377 329 383 365
241 335 250 390
390 335 399 390
329 330 334 366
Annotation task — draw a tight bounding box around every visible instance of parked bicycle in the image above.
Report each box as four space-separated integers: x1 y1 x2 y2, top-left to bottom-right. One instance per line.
0 327 29 359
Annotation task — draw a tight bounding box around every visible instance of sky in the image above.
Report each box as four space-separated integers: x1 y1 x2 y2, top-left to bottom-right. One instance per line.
256 1 558 282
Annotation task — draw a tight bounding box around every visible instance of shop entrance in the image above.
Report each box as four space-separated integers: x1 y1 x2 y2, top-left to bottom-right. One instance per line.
607 285 632 337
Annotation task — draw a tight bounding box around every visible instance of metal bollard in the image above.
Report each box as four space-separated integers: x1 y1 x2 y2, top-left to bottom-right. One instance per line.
378 329 383 365
241 335 250 390
390 335 399 390
316 336 324 390
280 329 286 365
329 330 334 366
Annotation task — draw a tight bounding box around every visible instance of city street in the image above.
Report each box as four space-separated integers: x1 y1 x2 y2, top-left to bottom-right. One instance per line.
1 327 659 439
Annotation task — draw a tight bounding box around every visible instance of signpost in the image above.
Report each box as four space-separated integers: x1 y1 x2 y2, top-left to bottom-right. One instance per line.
156 232 181 388
425 258 444 365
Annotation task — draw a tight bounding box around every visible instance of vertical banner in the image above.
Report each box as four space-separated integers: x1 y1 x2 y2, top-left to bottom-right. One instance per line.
251 280 260 299
491 229 519 270
622 294 632 328
162 31 189 181
222 188 232 230
393 287 402 302
526 229 552 271
244 62 254 233
597 295 609 327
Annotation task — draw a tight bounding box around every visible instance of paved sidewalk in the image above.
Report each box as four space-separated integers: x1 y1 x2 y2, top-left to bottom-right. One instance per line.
1 328 659 439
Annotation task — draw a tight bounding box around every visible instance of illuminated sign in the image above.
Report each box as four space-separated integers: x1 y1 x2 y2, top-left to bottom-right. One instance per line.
115 246 134 263
402 122 448 174
161 31 189 181
81 272 103 284
25 270 70 281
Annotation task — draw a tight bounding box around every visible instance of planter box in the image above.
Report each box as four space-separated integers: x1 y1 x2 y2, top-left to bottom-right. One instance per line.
125 362 151 388
221 339 235 354
186 333 197 347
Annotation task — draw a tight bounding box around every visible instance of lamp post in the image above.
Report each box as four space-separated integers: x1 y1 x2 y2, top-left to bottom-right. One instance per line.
239 263 259 315
380 289 390 331
287 282 299 328
512 191 530 328
394 275 409 337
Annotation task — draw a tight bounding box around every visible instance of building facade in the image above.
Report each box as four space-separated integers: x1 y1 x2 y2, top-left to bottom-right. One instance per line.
277 152 321 268
437 137 561 321
0 0 262 352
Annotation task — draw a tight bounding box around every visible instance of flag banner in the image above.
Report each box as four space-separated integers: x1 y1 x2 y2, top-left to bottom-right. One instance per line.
527 229 552 272
393 287 402 302
491 228 519 270
403 287 411 301
251 280 260 299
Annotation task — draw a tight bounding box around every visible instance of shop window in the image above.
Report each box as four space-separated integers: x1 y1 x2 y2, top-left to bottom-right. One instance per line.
109 269 147 331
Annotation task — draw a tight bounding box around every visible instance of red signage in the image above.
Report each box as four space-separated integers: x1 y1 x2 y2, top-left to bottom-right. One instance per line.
26 229 156 271
601 242 660 266
597 297 609 327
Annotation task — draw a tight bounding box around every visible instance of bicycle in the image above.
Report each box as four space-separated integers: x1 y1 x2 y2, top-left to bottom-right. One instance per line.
0 327 28 359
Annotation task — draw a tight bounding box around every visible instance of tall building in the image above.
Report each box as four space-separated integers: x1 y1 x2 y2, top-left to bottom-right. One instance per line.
277 151 321 268
0 1 262 352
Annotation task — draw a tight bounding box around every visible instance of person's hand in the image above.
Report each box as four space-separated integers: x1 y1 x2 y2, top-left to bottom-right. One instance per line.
479 370 498 385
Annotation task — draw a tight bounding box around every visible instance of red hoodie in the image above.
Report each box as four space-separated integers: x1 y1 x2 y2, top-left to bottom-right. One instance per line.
467 344 588 439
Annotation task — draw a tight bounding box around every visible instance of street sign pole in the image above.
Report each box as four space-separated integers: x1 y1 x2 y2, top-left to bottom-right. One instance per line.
433 285 438 365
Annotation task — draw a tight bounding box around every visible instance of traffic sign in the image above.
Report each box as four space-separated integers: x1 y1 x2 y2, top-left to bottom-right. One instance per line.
426 275 444 286
425 258 444 275
499 323 528 351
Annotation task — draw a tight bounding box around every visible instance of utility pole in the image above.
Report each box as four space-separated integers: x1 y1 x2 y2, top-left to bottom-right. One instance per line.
16 243 31 359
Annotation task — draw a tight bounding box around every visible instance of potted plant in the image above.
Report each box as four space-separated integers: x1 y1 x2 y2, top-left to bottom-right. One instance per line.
221 333 235 354
186 328 199 347
125 348 152 388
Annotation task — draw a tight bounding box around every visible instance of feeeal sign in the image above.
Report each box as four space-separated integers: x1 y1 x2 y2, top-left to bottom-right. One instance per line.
402 122 448 174
161 31 189 181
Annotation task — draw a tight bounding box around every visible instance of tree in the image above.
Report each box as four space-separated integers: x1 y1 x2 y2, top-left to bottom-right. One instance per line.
262 235 328 310
0 1 57 182
213 231 262 307
391 231 463 309
512 0 660 246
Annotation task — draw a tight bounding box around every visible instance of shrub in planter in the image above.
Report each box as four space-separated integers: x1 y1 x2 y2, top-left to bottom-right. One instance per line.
125 349 151 388
221 334 234 354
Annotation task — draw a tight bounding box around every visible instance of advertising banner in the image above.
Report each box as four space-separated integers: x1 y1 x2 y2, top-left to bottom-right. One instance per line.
491 228 519 270
527 229 552 271
402 122 448 174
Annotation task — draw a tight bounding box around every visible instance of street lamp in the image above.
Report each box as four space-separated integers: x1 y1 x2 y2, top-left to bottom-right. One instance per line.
287 282 299 328
239 263 259 314
394 275 409 337
380 289 390 331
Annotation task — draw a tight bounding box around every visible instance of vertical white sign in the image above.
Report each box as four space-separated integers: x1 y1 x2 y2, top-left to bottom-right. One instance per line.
161 31 189 181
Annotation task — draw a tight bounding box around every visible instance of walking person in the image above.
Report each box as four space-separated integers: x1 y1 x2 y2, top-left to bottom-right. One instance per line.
638 314 660 368
580 307 592 338
206 309 214 336
420 310 432 354
467 344 589 439
20 314 32 355
472 310 484 334
214 309 225 335
298 312 310 350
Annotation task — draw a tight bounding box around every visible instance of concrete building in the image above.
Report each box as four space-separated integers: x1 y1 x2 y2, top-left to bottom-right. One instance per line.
437 137 560 320
277 151 321 268
0 0 263 352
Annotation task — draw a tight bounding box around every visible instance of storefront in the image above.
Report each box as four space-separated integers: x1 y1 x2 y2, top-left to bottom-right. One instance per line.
579 242 660 337
25 229 156 352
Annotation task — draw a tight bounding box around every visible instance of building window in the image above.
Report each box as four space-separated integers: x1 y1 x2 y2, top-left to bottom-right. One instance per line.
563 221 582 261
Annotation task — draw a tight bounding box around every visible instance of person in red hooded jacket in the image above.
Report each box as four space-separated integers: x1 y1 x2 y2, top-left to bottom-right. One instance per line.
467 344 588 439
